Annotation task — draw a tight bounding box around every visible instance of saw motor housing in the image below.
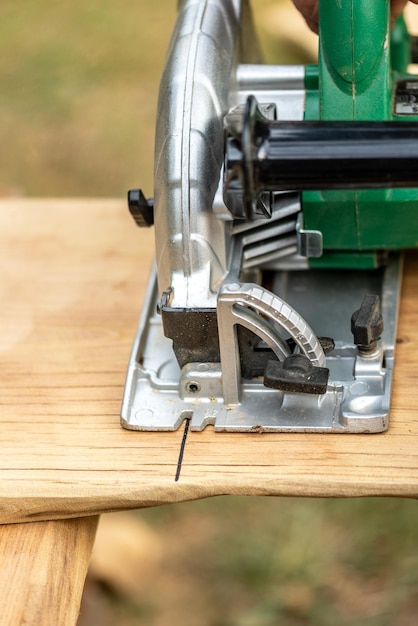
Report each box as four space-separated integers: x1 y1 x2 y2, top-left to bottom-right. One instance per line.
121 0 418 433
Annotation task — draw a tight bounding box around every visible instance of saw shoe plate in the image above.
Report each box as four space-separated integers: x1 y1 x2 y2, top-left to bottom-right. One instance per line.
121 256 402 433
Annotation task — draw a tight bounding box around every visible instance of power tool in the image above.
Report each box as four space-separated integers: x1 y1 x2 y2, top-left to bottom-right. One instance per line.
121 0 418 433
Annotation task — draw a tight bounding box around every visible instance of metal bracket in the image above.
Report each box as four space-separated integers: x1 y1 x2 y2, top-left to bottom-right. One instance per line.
296 213 323 258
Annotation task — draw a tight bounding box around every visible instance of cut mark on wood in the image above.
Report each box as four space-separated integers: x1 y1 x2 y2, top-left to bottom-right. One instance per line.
175 417 190 482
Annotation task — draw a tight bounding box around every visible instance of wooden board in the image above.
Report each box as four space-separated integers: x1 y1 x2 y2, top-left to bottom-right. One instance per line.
0 516 98 625
1 199 417 525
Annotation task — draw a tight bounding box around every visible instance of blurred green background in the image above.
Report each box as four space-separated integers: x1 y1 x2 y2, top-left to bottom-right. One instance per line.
3 0 418 624
81 497 418 626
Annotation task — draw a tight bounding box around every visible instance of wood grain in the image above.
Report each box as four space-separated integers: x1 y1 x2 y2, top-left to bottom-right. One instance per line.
1 199 417 524
0 516 98 625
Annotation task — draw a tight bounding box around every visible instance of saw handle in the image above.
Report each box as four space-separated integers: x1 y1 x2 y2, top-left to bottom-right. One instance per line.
319 0 391 119
225 96 418 219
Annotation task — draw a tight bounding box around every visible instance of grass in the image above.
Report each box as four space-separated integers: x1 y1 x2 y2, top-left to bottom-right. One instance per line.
3 1 418 624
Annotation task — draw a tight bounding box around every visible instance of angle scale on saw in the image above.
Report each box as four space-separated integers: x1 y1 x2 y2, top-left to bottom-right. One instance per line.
121 0 418 433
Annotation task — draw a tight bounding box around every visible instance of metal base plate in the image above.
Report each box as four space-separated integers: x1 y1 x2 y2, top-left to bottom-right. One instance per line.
121 256 402 433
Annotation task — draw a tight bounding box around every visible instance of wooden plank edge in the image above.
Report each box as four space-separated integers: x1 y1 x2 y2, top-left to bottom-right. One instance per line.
1 481 417 524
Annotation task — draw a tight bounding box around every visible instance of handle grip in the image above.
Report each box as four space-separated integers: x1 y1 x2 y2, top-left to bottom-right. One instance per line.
225 97 418 219
319 0 391 120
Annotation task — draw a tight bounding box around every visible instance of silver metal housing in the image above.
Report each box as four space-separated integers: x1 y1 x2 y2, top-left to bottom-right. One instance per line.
121 0 403 434
153 0 305 308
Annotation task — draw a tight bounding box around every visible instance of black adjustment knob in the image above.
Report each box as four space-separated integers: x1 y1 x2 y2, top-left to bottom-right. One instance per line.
127 189 154 227
351 294 384 354
264 354 329 395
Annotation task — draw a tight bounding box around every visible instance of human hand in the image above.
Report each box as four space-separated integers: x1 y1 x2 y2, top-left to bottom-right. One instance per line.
292 0 418 33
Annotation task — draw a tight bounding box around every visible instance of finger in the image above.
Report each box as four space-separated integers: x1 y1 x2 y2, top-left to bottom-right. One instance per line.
391 0 409 20
292 0 319 33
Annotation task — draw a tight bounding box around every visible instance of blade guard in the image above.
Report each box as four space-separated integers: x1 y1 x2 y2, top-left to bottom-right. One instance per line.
153 0 260 309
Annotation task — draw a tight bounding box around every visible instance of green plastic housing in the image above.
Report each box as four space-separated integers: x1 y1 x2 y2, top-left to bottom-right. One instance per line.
303 0 418 269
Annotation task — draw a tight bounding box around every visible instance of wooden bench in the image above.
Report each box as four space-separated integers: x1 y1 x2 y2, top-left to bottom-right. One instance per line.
1 199 417 624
